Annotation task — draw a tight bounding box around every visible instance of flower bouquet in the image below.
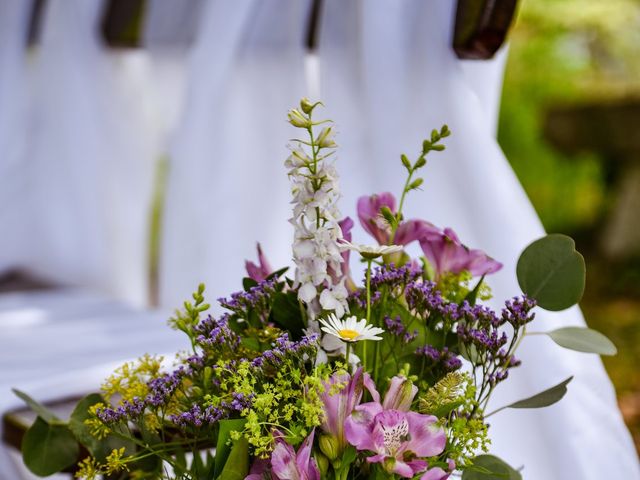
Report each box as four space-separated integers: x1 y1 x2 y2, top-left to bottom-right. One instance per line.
14 99 616 480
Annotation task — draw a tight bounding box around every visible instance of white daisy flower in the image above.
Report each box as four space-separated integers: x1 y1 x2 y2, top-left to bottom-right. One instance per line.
339 240 403 259
319 314 385 343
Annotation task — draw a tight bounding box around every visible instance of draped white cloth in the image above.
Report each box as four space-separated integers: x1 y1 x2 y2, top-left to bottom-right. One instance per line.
160 1 639 478
0 0 32 273
1 0 158 306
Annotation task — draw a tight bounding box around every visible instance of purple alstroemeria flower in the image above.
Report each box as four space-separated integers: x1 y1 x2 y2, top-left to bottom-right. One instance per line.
344 376 446 478
357 193 438 246
420 459 456 480
270 429 320 480
319 367 367 455
246 458 270 480
245 243 273 282
419 227 502 279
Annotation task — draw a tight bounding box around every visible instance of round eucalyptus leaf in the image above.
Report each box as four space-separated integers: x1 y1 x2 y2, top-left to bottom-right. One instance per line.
506 376 573 409
462 454 521 479
517 234 585 311
22 416 79 476
547 327 617 355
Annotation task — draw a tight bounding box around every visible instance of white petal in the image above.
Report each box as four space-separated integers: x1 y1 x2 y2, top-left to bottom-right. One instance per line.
299 282 317 303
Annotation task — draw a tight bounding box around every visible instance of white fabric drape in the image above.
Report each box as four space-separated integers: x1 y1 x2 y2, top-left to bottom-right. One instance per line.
161 1 639 477
0 0 33 273
18 0 156 306
159 0 310 306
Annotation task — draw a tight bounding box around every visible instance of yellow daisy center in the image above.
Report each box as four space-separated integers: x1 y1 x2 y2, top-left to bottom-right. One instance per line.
338 329 360 341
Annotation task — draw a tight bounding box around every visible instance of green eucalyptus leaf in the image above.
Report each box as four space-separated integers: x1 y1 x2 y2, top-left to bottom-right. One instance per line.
214 419 247 478
516 234 585 311
266 266 289 281
506 376 573 409
462 454 521 479
22 416 79 476
12 389 59 423
68 393 103 448
68 393 135 462
270 291 305 339
546 327 617 355
217 437 249 480
242 277 258 292
432 399 465 418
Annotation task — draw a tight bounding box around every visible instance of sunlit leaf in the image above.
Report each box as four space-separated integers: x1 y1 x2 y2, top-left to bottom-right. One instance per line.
546 327 616 355
516 234 585 311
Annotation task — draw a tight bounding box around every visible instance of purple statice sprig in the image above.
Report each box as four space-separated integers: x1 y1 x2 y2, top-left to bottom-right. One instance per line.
384 315 418 345
415 344 463 377
370 263 423 290
218 277 279 325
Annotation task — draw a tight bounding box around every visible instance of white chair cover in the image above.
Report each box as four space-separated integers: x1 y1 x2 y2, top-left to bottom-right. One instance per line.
160 1 639 478
18 0 156 306
0 0 32 274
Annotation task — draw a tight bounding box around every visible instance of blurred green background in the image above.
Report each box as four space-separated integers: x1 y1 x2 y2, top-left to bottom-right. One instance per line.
500 0 640 450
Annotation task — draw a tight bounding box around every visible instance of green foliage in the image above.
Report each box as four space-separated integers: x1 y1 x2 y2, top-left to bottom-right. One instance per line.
22 416 79 476
217 438 249 480
12 389 59 423
214 419 247 478
517 234 586 311
462 454 522 479
545 326 617 355
501 376 573 411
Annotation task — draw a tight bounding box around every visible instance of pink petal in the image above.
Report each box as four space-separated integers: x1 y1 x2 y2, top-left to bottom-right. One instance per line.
392 459 417 478
344 402 382 452
395 219 439 246
382 376 418 411
405 412 446 457
363 372 381 404
271 438 299 480
296 429 315 473
357 193 396 245
420 467 451 480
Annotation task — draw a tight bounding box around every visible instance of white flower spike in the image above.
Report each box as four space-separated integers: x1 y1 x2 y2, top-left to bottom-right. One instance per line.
319 314 385 343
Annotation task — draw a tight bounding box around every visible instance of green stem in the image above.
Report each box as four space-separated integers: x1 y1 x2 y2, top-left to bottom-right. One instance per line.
345 342 351 369
389 167 416 244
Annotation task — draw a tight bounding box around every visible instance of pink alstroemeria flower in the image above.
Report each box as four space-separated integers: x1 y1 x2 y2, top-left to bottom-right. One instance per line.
420 459 456 480
320 367 367 454
357 193 438 246
270 429 320 480
245 458 270 480
344 376 446 478
419 227 502 280
245 243 273 282
338 216 354 274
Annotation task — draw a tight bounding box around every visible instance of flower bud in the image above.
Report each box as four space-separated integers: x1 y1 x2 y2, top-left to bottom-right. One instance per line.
319 434 340 461
317 127 336 148
288 109 311 128
315 452 329 475
300 97 315 114
382 376 418 411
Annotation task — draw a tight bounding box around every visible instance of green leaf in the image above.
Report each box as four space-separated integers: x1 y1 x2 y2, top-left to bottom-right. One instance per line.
67 393 135 462
12 389 59 423
462 454 521 479
270 291 305 339
242 277 258 292
22 416 79 476
506 376 573 409
546 327 617 355
214 419 247 478
68 393 103 449
432 399 465 418
217 437 249 480
516 234 585 311
266 266 289 281
463 275 486 306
